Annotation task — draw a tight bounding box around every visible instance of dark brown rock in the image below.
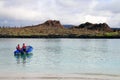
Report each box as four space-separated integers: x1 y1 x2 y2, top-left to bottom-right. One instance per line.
74 22 112 32
41 20 64 28
25 20 64 28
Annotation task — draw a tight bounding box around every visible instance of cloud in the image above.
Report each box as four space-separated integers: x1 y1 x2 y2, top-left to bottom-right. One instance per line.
0 0 44 21
85 15 107 23
96 0 120 13
0 0 120 27
95 0 120 27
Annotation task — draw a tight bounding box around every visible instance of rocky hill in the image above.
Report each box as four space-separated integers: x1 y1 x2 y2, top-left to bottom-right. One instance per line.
73 22 113 32
25 20 64 28
0 20 120 38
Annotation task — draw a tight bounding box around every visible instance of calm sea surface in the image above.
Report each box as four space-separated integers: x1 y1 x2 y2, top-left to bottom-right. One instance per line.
0 38 120 75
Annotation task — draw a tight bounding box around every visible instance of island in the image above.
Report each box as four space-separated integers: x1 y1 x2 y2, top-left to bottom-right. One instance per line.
0 20 120 38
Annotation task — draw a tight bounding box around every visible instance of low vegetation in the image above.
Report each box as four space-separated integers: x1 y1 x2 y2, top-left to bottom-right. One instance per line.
0 27 120 38
0 20 120 38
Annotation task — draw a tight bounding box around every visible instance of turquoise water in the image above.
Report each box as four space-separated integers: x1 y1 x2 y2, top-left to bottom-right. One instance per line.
0 38 120 75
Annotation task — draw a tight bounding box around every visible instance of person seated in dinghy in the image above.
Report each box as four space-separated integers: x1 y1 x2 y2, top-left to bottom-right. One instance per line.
22 43 26 52
16 44 21 51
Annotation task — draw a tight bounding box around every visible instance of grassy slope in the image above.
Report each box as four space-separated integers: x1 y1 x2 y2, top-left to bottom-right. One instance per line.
0 27 120 38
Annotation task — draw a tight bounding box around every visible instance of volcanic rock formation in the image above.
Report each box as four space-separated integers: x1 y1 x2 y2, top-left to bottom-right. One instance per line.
74 22 113 32
42 20 64 28
25 20 64 28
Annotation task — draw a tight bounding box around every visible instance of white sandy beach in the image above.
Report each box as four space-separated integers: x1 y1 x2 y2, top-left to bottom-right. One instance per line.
0 73 120 80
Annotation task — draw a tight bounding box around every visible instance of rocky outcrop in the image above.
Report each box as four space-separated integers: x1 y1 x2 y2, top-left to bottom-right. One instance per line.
25 20 64 28
74 22 113 32
42 20 64 28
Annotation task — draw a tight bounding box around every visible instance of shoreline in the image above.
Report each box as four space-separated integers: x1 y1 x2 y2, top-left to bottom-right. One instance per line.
0 73 120 80
0 35 120 39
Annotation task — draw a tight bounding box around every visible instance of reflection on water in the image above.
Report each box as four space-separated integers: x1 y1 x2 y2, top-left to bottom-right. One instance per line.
43 39 62 70
0 39 120 75
14 53 33 64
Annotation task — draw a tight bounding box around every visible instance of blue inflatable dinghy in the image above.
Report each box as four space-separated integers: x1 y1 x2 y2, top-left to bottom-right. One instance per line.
14 46 33 55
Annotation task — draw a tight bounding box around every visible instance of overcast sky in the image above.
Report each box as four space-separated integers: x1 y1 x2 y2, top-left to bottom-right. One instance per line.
0 0 120 27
